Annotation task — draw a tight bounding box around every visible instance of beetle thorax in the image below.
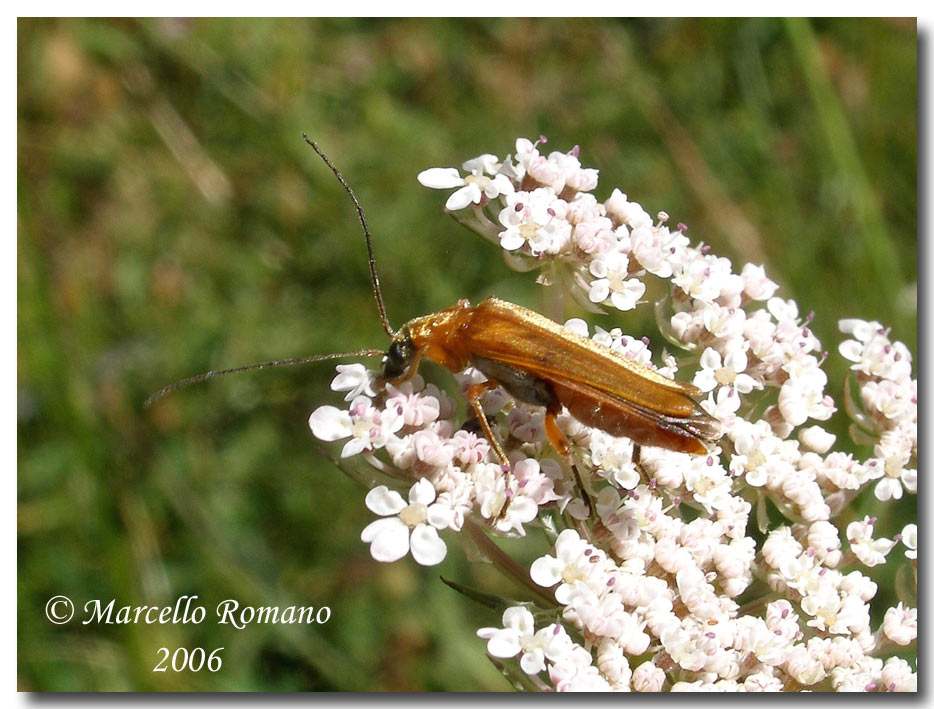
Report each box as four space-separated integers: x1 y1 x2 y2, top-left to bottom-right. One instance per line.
404 299 474 374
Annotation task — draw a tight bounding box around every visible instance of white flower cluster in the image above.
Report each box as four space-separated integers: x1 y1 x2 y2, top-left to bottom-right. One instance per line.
308 138 916 692
310 370 559 557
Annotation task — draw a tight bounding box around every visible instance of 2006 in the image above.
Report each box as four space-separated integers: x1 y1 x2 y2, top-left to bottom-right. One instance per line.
153 647 224 673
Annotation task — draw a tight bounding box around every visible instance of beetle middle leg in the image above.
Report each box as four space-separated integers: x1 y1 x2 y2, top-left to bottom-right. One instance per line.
544 407 592 517
472 357 592 519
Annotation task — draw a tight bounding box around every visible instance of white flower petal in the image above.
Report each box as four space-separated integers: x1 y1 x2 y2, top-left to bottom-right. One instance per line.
308 406 353 441
874 478 902 501
529 555 563 588
427 502 453 530
733 373 759 394
340 438 366 458
589 259 609 278
489 173 515 196
463 153 499 175
417 167 464 189
499 231 525 251
445 184 480 211
361 517 410 562
505 496 538 525
726 348 748 372
503 607 535 635
838 318 873 339
693 369 718 393
408 478 437 505
798 426 836 454
486 629 522 658
699 348 722 370
365 486 407 516
563 318 589 337
838 340 863 363
610 289 637 311
519 649 546 675
588 279 610 303
409 524 447 566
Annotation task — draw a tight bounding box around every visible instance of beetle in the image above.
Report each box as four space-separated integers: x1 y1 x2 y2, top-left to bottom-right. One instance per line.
147 136 721 471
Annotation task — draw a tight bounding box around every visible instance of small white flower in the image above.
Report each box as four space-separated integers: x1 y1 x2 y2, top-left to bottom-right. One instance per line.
682 455 732 513
631 660 666 692
659 622 707 672
512 457 560 506
778 357 835 426
571 216 616 255
589 431 639 489
330 363 376 401
477 606 534 661
882 603 916 646
880 657 917 692
704 386 742 428
846 517 896 567
692 346 760 395
530 529 611 603
384 384 442 427
595 638 632 690
701 303 747 342
801 586 869 635
475 467 539 536
548 642 612 691
604 188 653 229
497 188 571 254
417 159 514 211
867 431 916 502
630 225 675 278
588 252 645 311
671 252 735 304
477 607 570 675
360 478 452 566
740 263 779 301
839 320 914 385
786 643 828 685
798 425 836 454
308 395 403 458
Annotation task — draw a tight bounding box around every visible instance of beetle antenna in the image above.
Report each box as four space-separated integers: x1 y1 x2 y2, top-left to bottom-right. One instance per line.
144 349 385 408
301 134 395 339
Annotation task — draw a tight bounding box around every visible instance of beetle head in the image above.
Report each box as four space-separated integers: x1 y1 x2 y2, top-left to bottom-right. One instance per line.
381 331 418 382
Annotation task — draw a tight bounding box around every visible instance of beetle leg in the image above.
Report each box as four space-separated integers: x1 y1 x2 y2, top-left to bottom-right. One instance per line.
544 408 592 516
465 381 511 468
632 443 649 485
543 409 572 457
390 351 423 386
464 381 518 526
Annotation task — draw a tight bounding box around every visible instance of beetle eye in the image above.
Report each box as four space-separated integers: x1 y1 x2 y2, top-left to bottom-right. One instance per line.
382 339 414 380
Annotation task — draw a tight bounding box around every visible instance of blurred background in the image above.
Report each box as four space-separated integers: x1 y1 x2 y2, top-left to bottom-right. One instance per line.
18 18 916 691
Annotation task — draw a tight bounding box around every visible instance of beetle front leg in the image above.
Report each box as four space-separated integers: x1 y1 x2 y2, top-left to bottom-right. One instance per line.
465 381 511 468
465 381 518 526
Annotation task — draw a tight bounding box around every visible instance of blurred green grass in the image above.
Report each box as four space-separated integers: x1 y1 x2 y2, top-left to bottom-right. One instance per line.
18 18 916 691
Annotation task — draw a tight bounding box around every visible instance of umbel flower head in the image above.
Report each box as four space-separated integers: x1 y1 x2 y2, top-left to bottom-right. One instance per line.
309 138 916 692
